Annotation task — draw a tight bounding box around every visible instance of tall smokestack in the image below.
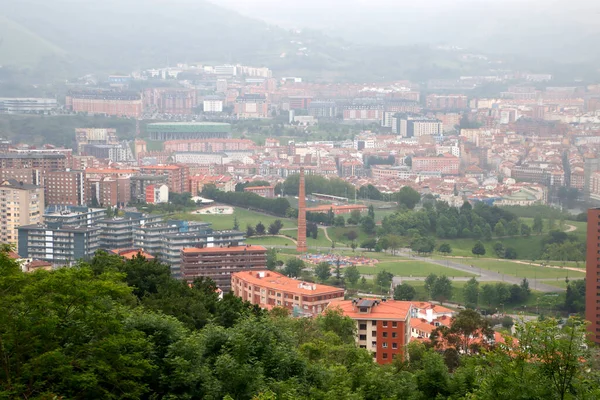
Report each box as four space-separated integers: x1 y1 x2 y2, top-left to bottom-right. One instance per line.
296 167 307 253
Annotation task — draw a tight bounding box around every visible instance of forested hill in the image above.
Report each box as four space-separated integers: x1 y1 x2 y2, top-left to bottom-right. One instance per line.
0 251 598 399
0 0 499 82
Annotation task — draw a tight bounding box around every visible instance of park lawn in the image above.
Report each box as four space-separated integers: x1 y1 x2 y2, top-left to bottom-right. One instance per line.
436 235 547 260
283 228 332 248
406 280 470 304
246 236 296 246
462 258 585 279
328 226 372 246
173 208 297 231
356 261 475 278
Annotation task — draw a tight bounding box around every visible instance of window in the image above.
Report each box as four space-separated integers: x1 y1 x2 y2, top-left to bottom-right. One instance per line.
382 353 388 359
372 320 377 326
382 321 388 327
359 307 368 313
392 332 397 338
359 324 367 330
382 332 388 338
372 331 376 337
382 342 388 348
359 335 367 340
392 343 398 349
392 321 397 328
371 341 377 347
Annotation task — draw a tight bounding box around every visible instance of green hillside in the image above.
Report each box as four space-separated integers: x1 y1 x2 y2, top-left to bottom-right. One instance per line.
0 15 64 67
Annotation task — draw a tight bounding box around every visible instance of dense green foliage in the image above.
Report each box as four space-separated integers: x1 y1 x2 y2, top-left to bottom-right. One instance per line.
280 174 357 199
380 201 516 240
0 252 598 399
202 184 291 217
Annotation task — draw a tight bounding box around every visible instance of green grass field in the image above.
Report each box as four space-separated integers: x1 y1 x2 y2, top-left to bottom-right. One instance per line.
356 261 475 278
328 226 371 246
538 278 584 289
173 208 297 231
246 236 296 246
283 228 332 248
458 258 585 279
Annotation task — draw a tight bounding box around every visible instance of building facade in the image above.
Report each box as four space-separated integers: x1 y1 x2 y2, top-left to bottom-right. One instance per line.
147 122 231 141
65 91 142 118
412 155 460 175
232 270 345 316
181 245 267 290
586 208 600 345
0 180 44 248
327 299 412 364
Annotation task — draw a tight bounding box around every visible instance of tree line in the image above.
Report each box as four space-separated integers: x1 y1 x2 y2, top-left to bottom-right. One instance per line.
0 252 597 399
202 184 291 217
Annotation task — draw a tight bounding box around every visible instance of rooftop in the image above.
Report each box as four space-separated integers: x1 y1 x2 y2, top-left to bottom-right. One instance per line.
182 245 267 254
232 270 344 296
327 298 412 320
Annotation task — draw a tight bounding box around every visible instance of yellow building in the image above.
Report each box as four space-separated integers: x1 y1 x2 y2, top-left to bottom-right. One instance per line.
0 180 44 249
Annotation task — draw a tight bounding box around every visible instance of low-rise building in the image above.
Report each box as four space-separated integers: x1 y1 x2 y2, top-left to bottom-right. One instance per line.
327 298 412 364
181 245 267 290
243 185 275 198
232 270 345 316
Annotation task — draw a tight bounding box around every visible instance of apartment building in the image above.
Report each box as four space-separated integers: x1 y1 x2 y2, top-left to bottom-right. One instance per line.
44 206 106 227
0 153 67 171
586 209 600 345
411 154 460 175
75 128 119 153
97 212 163 250
44 170 85 206
234 94 269 118
0 180 44 248
17 223 100 265
140 165 189 194
243 186 275 198
327 298 412 364
181 245 267 290
232 270 345 316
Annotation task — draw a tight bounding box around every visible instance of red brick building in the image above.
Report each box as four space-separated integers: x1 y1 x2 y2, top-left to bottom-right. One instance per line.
181 245 267 291
412 154 460 175
232 270 345 316
586 208 600 345
143 88 198 115
66 91 142 118
234 94 269 118
140 165 189 194
327 299 412 364
44 170 85 206
243 186 275 198
425 94 468 110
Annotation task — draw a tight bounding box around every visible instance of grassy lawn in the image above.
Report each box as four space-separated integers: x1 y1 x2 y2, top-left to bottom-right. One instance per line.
328 226 371 246
538 278 584 289
246 236 296 246
406 280 471 303
283 228 332 248
172 208 297 231
436 236 549 260
356 261 475 278
456 258 585 279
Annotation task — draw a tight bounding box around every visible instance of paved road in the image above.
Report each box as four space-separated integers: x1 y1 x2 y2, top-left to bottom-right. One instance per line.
267 245 566 293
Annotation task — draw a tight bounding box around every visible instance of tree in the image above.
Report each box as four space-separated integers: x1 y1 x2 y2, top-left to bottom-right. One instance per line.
472 241 486 257
246 225 255 237
493 242 505 258
315 262 332 282
483 224 493 241
394 283 416 300
533 214 544 235
284 258 304 277
438 243 452 255
507 219 520 236
345 230 358 242
396 186 421 209
494 221 505 237
347 209 362 225
501 316 514 329
375 270 394 292
431 275 453 304
424 274 438 297
384 234 402 255
268 219 283 235
360 238 377 251
255 221 266 235
463 277 480 308
504 247 517 259
350 242 357 252
368 204 375 220
233 216 239 230
306 222 318 240
361 216 376 235
334 215 345 227
343 265 361 286
411 235 436 254
521 223 531 237
432 309 494 354
266 248 277 271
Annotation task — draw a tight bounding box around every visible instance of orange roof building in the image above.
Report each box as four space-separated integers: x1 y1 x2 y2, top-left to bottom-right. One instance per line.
327 298 413 364
306 204 368 215
232 270 345 316
109 248 155 260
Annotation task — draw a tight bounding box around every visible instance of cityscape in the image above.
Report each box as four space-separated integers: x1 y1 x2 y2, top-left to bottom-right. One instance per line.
0 0 599 398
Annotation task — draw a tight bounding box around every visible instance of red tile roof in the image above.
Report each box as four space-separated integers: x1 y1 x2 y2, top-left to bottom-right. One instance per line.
327 299 412 320
233 270 344 296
